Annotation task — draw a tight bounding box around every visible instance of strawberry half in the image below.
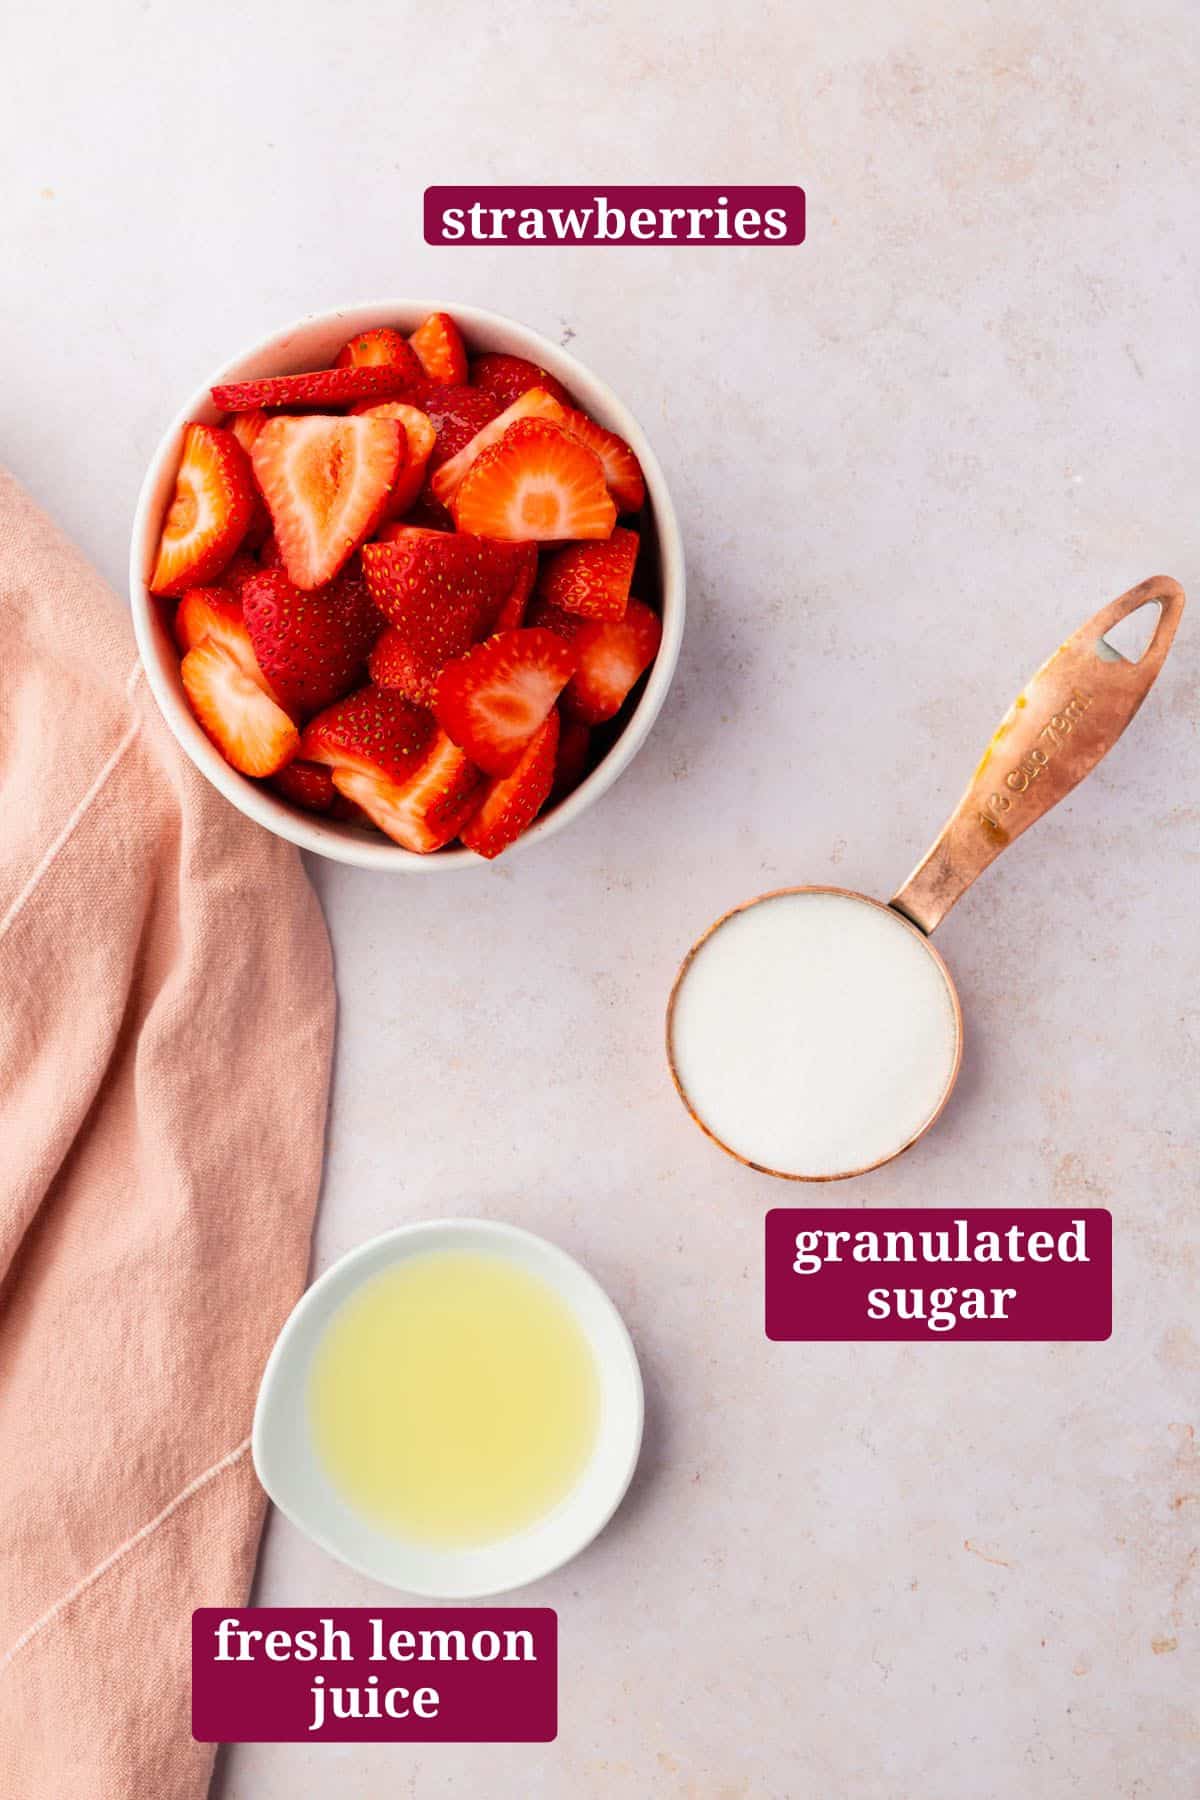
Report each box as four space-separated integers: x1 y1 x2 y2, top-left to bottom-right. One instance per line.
470 353 571 411
536 527 638 622
550 715 592 802
300 684 435 783
251 413 403 590
559 596 663 725
270 758 338 814
241 564 382 719
333 729 484 853
561 408 646 513
419 385 501 471
460 712 559 860
409 312 468 386
430 387 569 505
335 327 424 389
211 365 418 411
361 531 532 702
451 419 616 543
150 423 255 597
181 640 299 777
434 627 577 776
352 401 437 516
173 584 267 687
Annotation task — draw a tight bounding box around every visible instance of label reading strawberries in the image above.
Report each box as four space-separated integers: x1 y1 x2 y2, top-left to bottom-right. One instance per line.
425 186 805 246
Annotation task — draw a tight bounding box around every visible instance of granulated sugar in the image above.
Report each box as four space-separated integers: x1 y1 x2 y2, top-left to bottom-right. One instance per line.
669 890 960 1179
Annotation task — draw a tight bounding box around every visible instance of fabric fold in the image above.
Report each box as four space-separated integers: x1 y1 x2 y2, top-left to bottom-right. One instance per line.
0 469 335 1799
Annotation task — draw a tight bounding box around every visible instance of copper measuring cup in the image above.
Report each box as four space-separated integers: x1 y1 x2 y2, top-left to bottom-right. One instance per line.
666 575 1186 1181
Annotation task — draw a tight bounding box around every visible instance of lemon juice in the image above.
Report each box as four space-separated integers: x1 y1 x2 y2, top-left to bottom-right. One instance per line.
309 1249 599 1547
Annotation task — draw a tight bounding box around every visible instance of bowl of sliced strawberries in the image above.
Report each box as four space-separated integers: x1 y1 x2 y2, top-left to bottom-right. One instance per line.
130 302 684 866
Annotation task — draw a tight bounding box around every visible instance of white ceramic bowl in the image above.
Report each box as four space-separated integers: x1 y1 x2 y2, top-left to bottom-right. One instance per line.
129 301 685 870
252 1218 644 1598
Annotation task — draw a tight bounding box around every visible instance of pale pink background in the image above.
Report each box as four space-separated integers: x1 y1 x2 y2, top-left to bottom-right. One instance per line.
2 0 1198 1794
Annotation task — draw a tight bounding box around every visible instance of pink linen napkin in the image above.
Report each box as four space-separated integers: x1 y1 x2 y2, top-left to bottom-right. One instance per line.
0 469 335 1797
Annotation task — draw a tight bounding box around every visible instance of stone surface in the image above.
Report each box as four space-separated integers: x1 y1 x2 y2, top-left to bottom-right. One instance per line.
2 1 1197 1795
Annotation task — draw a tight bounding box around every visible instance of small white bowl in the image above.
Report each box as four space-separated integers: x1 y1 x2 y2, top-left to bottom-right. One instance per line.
252 1219 644 1598
129 301 685 870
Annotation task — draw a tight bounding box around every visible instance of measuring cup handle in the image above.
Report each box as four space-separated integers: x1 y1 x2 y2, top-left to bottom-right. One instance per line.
890 575 1186 935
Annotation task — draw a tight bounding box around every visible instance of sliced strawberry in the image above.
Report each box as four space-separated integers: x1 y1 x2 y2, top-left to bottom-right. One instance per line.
181 639 299 777
241 564 382 718
435 627 576 776
561 597 662 725
333 729 484 853
470 352 571 411
335 327 424 389
451 419 616 543
536 527 638 622
430 387 570 505
460 712 559 859
361 532 528 701
351 401 437 517
561 407 646 513
259 532 283 569
212 365 417 411
419 385 501 471
173 584 266 687
251 413 403 589
150 423 255 596
550 715 592 802
269 758 338 814
300 684 435 783
409 312 468 386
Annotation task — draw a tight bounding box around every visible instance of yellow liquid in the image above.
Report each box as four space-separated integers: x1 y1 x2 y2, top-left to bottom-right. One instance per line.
309 1249 600 1547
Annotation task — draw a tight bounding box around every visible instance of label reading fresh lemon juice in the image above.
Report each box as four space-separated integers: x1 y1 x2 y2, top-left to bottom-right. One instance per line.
309 1250 599 1547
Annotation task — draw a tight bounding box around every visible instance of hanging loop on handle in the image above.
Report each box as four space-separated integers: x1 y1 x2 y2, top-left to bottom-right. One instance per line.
891 575 1186 935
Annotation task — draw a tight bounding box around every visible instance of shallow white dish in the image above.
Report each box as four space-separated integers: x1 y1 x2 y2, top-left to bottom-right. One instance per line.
129 300 685 870
253 1218 644 1598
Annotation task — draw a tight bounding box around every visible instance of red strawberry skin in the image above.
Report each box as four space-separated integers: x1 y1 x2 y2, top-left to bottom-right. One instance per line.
470 353 571 411
420 385 501 470
300 684 435 783
461 712 559 859
335 328 424 388
212 365 417 411
241 564 382 719
536 527 638 622
434 627 577 777
270 758 338 813
362 533 528 702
